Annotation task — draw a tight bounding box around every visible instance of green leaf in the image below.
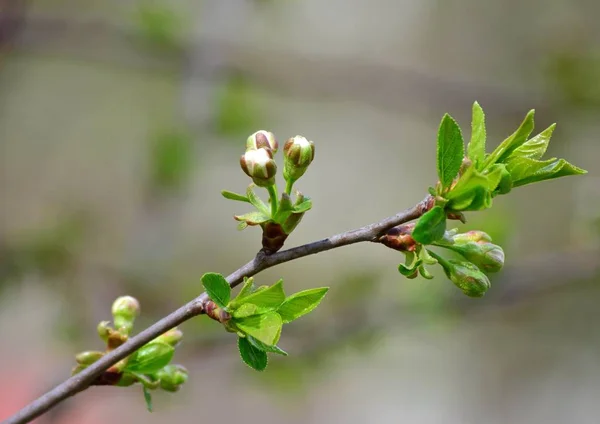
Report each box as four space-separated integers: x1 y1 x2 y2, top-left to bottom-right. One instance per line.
292 198 313 213
125 342 175 374
233 211 271 226
247 185 270 216
232 303 265 318
505 156 553 183
201 272 231 309
237 221 248 231
274 193 294 223
221 190 250 203
235 312 283 346
468 101 486 168
482 164 506 192
412 206 447 245
231 279 285 310
238 336 268 371
247 335 288 356
483 109 535 168
436 114 465 189
445 165 497 211
143 386 153 412
508 124 556 160
277 287 329 324
236 277 256 300
512 158 587 187
398 259 421 278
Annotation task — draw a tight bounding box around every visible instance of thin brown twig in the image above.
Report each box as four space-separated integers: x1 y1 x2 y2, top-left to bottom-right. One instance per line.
2 196 432 424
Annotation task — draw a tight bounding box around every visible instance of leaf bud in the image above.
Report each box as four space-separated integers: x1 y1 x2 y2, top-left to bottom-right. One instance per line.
240 148 277 187
246 130 278 153
283 136 315 183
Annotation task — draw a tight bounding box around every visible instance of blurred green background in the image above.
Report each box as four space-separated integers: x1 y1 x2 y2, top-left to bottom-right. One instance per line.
1 0 599 423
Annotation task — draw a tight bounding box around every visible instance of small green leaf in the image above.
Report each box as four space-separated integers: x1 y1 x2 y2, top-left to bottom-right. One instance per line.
238 336 268 371
412 206 447 245
437 114 465 189
482 164 506 192
232 303 261 318
221 190 250 203
508 124 556 160
468 101 486 168
235 277 256 300
201 272 231 309
247 185 270 216
143 386 153 412
274 193 294 223
277 287 329 324
237 221 248 231
233 211 271 226
235 312 283 346
125 342 175 374
483 109 535 168
445 165 496 211
231 279 285 310
418 265 434 279
398 260 421 278
292 198 312 213
512 158 587 187
505 156 553 183
247 335 288 356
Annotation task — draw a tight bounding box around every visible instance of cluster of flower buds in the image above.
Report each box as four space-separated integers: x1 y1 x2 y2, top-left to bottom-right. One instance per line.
226 130 316 253
435 230 504 297
72 296 188 397
382 223 504 297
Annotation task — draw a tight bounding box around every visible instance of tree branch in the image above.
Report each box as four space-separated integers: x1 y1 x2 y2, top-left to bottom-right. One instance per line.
3 196 432 424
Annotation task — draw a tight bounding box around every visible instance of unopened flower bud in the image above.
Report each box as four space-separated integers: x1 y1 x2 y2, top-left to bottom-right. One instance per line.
76 351 104 365
156 364 189 392
125 341 175 374
447 242 504 273
442 260 491 297
240 148 277 187
452 230 492 244
246 130 278 153
155 327 183 347
112 296 140 334
283 136 315 183
97 320 112 342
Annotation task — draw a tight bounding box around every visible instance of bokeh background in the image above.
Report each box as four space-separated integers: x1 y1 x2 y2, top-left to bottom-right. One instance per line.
1 1 599 423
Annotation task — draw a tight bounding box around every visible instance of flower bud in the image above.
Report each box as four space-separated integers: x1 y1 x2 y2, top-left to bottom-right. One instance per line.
240 148 277 187
155 327 183 347
246 130 278 153
112 296 141 334
125 341 175 374
97 320 112 342
76 351 104 365
156 364 189 392
448 241 504 273
283 136 315 182
452 230 492 244
442 260 491 297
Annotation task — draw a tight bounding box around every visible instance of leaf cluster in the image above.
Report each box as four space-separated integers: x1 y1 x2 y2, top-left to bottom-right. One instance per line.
201 273 328 371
